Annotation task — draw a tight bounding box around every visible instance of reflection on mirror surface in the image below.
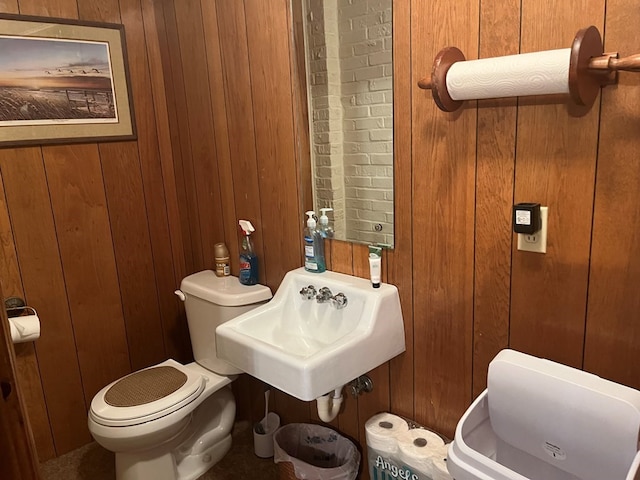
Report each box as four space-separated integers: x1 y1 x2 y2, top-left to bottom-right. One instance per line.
302 0 394 247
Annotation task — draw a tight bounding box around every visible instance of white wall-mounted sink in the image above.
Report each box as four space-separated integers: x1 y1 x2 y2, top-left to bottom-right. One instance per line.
216 267 405 401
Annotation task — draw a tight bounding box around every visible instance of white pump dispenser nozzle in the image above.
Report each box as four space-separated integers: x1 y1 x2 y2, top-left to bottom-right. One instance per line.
319 208 333 226
305 211 317 229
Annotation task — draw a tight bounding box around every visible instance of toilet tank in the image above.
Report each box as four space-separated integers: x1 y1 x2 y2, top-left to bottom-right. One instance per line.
179 271 272 375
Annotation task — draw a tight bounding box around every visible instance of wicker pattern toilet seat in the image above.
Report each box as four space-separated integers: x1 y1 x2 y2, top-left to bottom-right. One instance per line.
104 366 188 407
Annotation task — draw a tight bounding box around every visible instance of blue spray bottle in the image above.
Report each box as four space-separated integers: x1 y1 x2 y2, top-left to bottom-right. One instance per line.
238 220 259 285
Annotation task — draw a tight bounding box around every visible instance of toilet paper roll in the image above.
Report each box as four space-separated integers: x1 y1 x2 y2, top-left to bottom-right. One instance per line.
396 428 446 475
9 314 40 344
426 444 450 478
365 412 409 454
431 455 453 480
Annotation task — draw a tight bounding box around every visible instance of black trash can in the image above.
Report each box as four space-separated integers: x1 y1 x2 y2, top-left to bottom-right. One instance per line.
274 423 360 480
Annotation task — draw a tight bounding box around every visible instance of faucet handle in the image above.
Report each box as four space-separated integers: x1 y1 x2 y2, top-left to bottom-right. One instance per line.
331 292 348 309
316 286 333 303
299 285 317 300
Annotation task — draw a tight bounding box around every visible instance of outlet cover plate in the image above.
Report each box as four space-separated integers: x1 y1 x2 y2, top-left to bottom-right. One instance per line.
517 206 548 253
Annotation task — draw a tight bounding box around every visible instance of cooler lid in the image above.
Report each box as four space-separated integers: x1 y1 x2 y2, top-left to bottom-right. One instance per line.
487 349 640 480
180 270 272 306
90 360 205 427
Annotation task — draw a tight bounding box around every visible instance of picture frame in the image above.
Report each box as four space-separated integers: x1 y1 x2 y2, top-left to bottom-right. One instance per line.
0 14 136 148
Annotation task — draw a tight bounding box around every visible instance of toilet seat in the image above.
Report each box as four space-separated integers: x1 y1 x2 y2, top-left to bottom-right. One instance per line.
90 360 206 427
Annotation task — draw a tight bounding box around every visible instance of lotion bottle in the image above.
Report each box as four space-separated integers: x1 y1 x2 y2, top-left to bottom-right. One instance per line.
304 211 326 273
368 244 382 288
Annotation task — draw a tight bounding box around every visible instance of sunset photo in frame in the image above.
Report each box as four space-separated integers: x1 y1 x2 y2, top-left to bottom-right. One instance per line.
0 14 136 147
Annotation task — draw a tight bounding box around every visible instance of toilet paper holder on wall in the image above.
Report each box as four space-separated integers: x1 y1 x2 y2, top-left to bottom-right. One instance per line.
418 26 640 112
5 296 31 317
4 297 41 344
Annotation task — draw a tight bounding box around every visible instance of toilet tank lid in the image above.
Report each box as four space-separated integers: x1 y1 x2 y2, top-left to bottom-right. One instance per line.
180 270 272 306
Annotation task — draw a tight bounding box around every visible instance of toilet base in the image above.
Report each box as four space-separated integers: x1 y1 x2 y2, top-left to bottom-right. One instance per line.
107 386 236 480
115 434 232 480
176 434 232 480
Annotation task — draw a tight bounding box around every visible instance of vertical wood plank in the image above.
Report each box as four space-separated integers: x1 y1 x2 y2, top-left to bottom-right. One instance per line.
412 0 478 438
99 142 166 370
584 0 640 388
328 240 354 275
121 0 192 363
140 0 188 288
158 0 204 273
44 145 131 399
510 1 603 368
244 0 302 288
215 0 265 280
172 0 225 270
0 1 19 14
0 176 55 460
388 0 414 420
76 0 120 20
0 149 90 455
472 0 519 397
200 0 240 271
17 0 78 17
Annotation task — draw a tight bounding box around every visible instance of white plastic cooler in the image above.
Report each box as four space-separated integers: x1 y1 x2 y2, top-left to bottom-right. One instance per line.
447 349 640 480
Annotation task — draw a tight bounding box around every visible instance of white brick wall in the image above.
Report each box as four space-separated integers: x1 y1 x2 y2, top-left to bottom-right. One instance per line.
304 0 393 246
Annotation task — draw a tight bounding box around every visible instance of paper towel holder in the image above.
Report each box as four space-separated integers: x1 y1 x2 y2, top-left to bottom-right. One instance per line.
418 26 639 112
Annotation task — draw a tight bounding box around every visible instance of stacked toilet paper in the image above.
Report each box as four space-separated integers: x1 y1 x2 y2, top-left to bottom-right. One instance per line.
365 413 452 480
420 443 451 480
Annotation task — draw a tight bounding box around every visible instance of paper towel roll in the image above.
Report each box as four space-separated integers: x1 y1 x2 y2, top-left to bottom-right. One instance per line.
396 428 446 476
9 314 40 344
365 412 409 453
446 48 571 101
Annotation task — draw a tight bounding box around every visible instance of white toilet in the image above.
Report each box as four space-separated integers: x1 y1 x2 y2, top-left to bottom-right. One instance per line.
88 271 272 480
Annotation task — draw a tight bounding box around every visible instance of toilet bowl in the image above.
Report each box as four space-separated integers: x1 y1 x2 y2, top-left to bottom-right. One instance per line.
87 271 272 480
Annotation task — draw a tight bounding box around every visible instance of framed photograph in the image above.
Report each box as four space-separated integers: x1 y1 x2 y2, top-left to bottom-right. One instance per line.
0 14 136 147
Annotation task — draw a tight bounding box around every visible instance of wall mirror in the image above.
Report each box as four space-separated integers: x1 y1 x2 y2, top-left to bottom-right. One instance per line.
299 0 394 247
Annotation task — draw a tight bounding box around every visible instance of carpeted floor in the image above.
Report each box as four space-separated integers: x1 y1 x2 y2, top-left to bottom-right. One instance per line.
40 421 277 480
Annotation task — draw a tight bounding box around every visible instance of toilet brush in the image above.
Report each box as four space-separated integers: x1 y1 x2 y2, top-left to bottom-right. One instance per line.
254 390 270 434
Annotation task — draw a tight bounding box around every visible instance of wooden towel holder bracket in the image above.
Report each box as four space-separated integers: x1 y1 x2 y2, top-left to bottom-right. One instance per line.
418 26 639 112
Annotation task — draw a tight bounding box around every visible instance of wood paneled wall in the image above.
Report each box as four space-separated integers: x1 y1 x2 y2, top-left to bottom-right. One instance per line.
0 0 193 461
3 1 640 478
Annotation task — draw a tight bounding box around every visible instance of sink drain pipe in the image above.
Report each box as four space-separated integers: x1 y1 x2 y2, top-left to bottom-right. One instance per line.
316 386 344 422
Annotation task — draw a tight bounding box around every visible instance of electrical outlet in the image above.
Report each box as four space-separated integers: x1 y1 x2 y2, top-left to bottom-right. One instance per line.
517 206 548 253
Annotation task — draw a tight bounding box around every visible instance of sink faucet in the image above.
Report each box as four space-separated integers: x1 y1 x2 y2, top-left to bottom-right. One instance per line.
316 287 333 303
331 292 348 309
315 287 348 309
299 285 317 300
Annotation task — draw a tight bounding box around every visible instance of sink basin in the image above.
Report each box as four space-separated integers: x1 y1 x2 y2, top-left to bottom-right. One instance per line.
216 267 405 401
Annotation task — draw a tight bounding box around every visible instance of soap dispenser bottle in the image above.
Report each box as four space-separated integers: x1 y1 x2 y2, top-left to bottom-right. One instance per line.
318 208 334 239
304 211 326 273
238 220 259 285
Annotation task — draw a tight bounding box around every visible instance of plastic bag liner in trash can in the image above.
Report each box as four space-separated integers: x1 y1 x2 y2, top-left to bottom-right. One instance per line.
274 423 360 480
